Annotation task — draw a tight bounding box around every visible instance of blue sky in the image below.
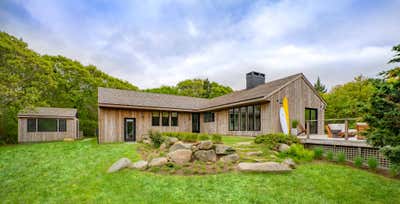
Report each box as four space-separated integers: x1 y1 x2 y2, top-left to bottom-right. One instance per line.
1 0 399 89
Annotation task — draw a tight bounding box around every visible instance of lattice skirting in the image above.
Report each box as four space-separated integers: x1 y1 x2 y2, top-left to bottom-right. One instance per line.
304 143 391 169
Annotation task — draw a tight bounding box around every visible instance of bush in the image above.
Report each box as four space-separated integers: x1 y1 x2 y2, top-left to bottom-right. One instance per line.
337 152 346 163
291 120 299 128
254 133 299 148
148 130 164 148
354 156 363 168
282 144 314 162
326 151 334 161
198 134 210 141
367 157 378 170
389 164 400 177
313 147 324 159
211 134 222 144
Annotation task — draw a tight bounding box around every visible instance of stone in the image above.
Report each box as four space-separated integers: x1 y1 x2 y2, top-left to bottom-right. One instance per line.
130 160 148 170
107 158 132 173
168 149 192 164
283 158 296 169
198 140 213 150
215 144 235 155
165 137 179 146
169 141 192 152
237 162 292 173
246 151 263 156
236 141 252 146
142 139 151 145
278 144 290 152
148 157 168 167
194 150 217 162
159 143 167 151
220 153 240 163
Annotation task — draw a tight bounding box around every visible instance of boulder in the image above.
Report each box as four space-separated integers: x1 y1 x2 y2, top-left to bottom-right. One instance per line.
165 137 179 146
194 150 217 162
215 144 235 155
159 143 167 151
169 141 192 152
278 144 290 152
168 149 192 164
107 158 132 173
220 153 240 163
148 157 168 167
283 158 296 169
237 162 292 173
246 151 263 156
142 139 152 145
198 140 213 150
130 160 148 170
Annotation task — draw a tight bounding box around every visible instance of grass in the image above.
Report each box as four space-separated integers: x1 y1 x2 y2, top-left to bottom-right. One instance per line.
221 135 254 145
1 138 400 203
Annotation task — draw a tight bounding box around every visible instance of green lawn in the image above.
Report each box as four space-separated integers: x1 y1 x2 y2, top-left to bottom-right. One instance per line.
1 138 399 203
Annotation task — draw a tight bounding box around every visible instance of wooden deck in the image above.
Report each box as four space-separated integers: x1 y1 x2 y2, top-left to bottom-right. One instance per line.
298 134 370 147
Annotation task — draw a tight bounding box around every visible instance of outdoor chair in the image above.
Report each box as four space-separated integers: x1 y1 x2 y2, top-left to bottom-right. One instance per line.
356 122 369 140
297 123 307 136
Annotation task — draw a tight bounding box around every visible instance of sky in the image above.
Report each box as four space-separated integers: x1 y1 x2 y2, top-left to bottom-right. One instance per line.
1 0 399 90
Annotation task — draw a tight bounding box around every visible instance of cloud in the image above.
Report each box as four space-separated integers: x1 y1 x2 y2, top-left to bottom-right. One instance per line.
0 0 399 90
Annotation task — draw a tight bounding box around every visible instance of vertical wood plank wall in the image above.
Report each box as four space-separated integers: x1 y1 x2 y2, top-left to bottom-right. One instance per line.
18 118 78 143
98 77 326 143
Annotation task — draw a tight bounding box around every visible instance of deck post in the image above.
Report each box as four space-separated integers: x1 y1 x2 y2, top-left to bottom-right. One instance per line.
345 119 349 140
306 121 310 139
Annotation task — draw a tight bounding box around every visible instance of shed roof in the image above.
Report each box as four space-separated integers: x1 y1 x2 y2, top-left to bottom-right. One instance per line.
98 73 324 111
18 107 77 118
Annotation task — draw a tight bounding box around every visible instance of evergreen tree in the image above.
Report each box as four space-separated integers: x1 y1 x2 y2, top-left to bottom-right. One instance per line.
314 77 327 94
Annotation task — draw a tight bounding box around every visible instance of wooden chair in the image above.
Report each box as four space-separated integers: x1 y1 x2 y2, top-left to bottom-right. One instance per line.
325 125 333 138
356 123 369 140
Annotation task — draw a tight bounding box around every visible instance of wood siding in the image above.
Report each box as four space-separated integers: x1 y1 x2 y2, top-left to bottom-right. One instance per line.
18 118 78 143
98 108 192 143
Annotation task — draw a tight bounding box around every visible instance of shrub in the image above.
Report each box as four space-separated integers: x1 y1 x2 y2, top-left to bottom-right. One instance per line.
149 130 164 148
182 133 198 142
254 133 299 148
326 151 334 161
282 144 314 162
337 152 346 163
313 147 324 159
291 120 299 128
211 134 222 144
198 134 210 141
389 164 400 177
354 156 363 168
367 157 378 170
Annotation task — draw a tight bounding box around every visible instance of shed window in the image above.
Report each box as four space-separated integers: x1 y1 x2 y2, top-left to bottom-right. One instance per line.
254 105 261 131
27 118 37 132
152 112 160 126
204 112 215 123
171 112 178 126
233 108 239 131
240 107 247 131
38 118 57 132
248 106 254 131
162 112 169 126
59 119 67 132
228 109 234 131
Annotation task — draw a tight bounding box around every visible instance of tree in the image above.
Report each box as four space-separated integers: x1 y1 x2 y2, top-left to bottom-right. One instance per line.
388 44 400 63
364 44 400 168
323 76 375 119
314 77 327 94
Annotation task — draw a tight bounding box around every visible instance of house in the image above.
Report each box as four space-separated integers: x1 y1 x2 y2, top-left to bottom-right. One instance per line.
98 72 326 143
18 107 79 143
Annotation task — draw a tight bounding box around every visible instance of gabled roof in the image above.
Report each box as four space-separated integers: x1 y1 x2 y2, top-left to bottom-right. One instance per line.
18 107 77 118
98 73 325 111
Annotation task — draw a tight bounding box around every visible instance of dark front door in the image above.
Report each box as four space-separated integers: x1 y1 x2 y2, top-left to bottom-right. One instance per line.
124 118 136 142
192 113 200 133
305 108 318 134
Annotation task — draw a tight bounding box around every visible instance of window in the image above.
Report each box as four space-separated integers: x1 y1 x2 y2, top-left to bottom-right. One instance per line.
248 106 254 131
233 108 239 131
162 112 169 126
27 118 36 132
204 112 215 122
38 118 58 132
240 107 247 131
171 112 178 126
228 109 234 131
58 119 67 132
152 112 160 126
254 105 261 131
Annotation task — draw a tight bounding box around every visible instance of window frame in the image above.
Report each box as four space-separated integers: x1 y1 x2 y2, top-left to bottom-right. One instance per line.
162 112 170 126
58 119 67 132
27 118 37 132
254 105 261 131
204 112 215 123
171 112 178 126
240 107 247 131
37 118 58 132
152 111 160 126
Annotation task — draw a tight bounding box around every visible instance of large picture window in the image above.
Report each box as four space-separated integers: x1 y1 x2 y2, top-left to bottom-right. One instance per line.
162 112 169 126
240 107 247 131
228 104 261 132
152 112 160 126
171 112 178 126
204 112 215 123
38 118 58 132
27 118 37 132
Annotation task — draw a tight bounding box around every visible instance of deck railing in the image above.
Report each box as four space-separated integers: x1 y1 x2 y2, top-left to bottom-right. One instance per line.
305 118 365 140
